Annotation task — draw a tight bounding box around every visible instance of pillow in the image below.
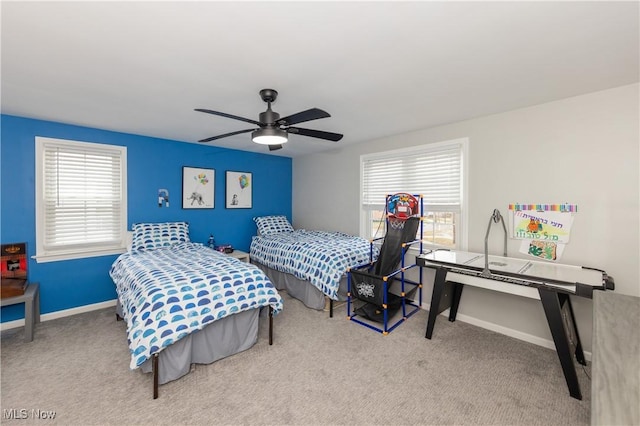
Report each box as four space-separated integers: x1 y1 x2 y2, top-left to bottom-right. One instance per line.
130 221 189 252
253 216 294 236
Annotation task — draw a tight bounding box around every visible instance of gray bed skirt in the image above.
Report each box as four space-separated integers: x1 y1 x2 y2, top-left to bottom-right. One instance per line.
251 260 347 310
117 301 260 385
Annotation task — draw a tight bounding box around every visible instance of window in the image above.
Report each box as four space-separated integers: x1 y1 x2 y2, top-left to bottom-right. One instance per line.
360 138 468 250
35 137 128 262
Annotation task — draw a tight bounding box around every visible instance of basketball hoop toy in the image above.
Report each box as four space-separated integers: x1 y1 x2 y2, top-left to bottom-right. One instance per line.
386 192 420 230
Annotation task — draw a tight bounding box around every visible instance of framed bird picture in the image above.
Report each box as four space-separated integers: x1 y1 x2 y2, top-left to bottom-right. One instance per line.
225 171 252 209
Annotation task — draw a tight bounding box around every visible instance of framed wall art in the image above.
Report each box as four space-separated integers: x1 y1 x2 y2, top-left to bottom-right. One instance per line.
226 171 252 209
182 167 215 209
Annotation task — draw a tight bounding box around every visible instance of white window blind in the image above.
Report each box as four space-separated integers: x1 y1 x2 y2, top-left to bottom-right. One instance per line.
35 137 127 262
362 142 463 211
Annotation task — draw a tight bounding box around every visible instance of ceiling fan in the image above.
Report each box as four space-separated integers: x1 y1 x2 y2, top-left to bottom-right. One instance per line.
195 89 343 151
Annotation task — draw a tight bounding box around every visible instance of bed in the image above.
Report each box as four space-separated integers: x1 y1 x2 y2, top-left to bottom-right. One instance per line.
110 221 283 398
249 216 377 316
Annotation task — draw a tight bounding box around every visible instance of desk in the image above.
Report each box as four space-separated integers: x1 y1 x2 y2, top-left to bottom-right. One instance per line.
1 282 40 342
417 250 614 400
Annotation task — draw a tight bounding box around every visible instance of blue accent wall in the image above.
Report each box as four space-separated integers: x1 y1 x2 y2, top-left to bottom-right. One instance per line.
0 115 292 322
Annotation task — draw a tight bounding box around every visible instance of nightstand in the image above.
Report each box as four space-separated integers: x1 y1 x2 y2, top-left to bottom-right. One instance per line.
0 282 40 342
227 250 250 263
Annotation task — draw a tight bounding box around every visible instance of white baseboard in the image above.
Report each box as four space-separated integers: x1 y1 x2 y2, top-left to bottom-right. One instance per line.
1 299 117 331
422 304 592 362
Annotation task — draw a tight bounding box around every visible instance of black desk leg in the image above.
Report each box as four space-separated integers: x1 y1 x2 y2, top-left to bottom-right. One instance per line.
538 288 582 400
425 268 448 339
448 282 464 322
563 293 586 365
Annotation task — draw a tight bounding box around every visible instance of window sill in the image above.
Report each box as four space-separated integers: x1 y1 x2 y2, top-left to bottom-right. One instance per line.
33 247 127 263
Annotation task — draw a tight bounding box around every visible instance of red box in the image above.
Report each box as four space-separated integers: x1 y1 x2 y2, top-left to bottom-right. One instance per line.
1 243 27 298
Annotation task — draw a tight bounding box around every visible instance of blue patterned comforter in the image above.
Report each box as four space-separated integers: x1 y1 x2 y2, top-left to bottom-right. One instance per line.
110 242 283 369
250 230 378 300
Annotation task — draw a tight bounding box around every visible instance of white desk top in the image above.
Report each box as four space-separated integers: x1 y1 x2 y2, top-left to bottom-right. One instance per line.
418 250 607 289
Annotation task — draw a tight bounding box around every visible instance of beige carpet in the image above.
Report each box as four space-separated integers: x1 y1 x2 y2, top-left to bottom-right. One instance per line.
1 292 591 425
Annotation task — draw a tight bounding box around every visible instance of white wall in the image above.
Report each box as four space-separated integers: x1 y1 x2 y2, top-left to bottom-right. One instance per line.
292 83 639 352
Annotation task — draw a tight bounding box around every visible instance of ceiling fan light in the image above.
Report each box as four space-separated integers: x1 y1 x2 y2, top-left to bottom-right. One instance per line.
252 128 288 145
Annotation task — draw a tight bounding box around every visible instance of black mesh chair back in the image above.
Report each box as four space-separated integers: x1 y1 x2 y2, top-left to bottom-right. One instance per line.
373 216 420 276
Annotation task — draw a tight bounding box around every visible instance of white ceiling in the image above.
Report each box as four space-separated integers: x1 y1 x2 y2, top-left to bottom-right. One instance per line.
2 1 638 158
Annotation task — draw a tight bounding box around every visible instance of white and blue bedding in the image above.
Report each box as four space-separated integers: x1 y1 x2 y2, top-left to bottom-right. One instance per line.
250 230 378 300
110 242 283 369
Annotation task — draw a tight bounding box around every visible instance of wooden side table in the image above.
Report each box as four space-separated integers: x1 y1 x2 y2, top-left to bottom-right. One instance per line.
1 282 40 342
227 250 250 263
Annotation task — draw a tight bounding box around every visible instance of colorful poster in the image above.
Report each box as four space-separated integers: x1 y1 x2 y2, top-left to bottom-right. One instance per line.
509 209 574 244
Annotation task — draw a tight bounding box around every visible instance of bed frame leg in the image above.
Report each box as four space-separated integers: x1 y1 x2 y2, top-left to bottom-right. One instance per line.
152 353 159 399
329 299 334 318
269 305 273 345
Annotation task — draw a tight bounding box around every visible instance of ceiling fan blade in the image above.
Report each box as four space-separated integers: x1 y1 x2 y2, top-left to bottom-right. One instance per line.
277 108 330 126
195 108 263 126
287 127 343 142
268 144 283 151
198 128 256 143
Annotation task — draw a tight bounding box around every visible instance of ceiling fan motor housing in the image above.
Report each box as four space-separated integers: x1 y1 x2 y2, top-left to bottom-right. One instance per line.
259 89 280 125
259 109 280 125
